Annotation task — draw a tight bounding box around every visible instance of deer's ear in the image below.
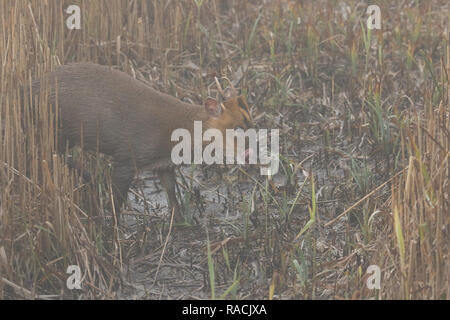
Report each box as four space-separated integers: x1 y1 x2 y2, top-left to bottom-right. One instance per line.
205 97 221 117
237 96 249 112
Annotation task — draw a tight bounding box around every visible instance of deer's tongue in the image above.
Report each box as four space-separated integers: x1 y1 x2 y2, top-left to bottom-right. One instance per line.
244 148 253 164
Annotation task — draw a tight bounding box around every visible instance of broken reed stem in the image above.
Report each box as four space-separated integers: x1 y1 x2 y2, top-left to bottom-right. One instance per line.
325 167 407 227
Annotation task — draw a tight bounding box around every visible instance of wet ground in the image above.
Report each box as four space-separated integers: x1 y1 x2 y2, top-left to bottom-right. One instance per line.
115 140 358 300
119 165 258 299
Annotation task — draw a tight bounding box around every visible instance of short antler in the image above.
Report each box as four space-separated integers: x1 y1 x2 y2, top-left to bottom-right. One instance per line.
214 77 225 97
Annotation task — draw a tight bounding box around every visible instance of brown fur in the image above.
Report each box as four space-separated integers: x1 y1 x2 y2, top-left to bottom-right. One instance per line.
30 63 252 221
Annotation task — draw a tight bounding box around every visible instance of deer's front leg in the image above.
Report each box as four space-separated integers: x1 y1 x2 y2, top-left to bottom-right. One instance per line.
157 168 183 223
110 161 135 220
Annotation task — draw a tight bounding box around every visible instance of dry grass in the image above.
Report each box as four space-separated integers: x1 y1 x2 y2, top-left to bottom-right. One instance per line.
372 83 449 299
0 0 448 299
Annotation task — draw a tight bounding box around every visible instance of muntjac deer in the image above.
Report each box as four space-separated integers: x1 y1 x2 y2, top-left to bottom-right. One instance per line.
29 63 253 222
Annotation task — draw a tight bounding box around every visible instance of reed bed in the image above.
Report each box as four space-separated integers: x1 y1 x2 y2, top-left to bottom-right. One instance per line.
0 0 448 299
